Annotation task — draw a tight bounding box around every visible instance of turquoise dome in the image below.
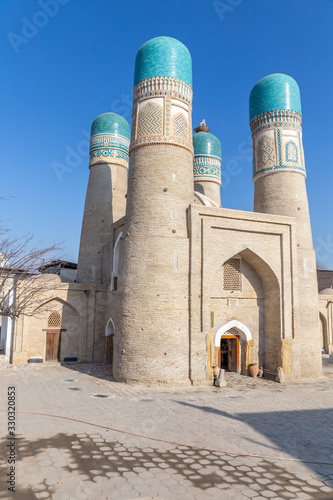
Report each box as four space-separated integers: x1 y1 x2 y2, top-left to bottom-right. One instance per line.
193 131 221 160
249 73 302 121
90 112 130 140
134 36 192 88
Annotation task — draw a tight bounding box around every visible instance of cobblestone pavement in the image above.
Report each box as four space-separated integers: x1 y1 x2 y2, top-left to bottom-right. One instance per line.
0 358 333 499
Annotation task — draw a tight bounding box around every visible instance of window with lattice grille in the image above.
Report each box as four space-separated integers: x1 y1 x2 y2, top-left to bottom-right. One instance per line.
223 258 241 291
48 312 61 328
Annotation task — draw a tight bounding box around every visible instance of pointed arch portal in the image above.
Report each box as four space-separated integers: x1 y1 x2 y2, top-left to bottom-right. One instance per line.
214 320 252 347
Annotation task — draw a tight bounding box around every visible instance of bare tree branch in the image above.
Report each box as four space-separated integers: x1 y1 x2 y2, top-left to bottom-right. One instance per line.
0 204 63 319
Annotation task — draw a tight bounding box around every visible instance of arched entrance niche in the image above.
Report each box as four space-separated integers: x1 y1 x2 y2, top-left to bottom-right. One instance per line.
214 320 252 374
210 247 281 375
319 312 328 354
105 318 115 364
33 297 81 363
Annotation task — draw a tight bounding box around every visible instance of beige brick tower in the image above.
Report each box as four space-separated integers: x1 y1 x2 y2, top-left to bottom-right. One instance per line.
76 113 130 284
250 74 322 379
113 36 194 384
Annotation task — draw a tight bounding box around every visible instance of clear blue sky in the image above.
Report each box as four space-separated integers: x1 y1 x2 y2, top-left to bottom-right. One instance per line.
2 0 333 267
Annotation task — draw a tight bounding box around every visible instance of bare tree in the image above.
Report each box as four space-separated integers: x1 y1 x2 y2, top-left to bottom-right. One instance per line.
0 220 62 319
316 260 329 271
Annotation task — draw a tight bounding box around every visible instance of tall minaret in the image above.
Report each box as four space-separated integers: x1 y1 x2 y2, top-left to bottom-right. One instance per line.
76 113 130 284
114 36 194 384
193 123 222 206
250 73 322 379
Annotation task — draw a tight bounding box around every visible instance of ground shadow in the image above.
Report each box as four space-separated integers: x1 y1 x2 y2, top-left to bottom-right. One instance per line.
0 429 332 499
175 401 333 490
59 362 115 384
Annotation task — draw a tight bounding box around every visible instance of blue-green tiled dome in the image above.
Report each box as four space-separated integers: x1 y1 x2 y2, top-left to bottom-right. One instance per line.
193 131 221 160
249 74 302 121
90 112 131 140
134 36 192 88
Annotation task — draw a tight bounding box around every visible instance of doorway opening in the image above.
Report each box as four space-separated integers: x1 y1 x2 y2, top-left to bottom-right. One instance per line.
46 332 61 361
105 318 115 364
219 335 239 372
45 312 61 361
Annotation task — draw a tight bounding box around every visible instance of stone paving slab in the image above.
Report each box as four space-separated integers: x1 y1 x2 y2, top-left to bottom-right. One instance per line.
0 359 333 499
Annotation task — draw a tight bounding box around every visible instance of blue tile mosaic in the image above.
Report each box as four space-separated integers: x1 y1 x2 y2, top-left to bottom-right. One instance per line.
193 132 221 160
249 74 302 121
91 113 131 141
134 36 192 88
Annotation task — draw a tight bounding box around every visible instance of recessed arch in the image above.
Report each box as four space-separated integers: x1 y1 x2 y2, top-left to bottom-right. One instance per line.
210 247 281 373
32 297 80 317
111 232 123 291
319 312 328 353
215 320 252 347
211 246 280 291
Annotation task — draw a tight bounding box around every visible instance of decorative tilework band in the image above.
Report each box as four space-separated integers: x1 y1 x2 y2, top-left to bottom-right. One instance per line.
90 149 129 160
89 132 129 168
193 156 221 183
250 109 302 133
252 116 306 181
130 78 193 154
133 77 192 103
90 133 130 153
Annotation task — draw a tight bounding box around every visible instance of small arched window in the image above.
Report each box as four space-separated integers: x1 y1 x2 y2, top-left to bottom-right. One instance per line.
223 258 241 291
48 312 61 328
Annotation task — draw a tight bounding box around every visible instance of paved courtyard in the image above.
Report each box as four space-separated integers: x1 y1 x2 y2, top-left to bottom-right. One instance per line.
0 357 333 500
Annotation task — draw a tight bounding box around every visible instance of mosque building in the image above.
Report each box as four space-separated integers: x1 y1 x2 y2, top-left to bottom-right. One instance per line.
2 36 332 383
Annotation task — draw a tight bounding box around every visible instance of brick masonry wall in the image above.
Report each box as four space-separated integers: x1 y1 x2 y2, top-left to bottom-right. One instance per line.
77 160 127 284
113 145 194 384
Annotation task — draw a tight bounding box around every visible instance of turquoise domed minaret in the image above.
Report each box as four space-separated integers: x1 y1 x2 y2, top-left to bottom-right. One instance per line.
250 74 322 379
115 36 194 385
249 73 305 180
193 123 222 206
77 112 130 285
90 112 130 163
130 36 193 153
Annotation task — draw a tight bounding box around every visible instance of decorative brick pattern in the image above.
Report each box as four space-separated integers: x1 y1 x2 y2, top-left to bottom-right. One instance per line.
252 118 306 179
256 135 276 171
48 312 61 328
223 258 241 291
130 79 193 154
285 141 298 163
137 102 163 138
172 112 188 140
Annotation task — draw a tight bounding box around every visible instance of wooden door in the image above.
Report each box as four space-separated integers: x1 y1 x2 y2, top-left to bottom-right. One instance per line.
46 332 61 361
220 335 239 372
105 334 114 364
229 338 239 372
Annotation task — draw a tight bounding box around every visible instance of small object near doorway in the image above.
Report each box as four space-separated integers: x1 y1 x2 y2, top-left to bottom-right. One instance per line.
219 335 239 373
